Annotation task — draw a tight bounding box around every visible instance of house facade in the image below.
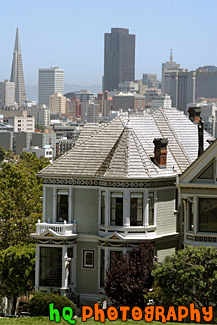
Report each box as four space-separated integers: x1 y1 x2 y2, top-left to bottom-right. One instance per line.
177 139 217 248
31 108 213 305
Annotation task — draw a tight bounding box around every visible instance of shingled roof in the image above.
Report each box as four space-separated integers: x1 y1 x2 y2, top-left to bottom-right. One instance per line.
38 107 214 180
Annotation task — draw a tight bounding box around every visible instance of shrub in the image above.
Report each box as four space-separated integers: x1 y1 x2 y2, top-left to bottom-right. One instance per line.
28 292 75 316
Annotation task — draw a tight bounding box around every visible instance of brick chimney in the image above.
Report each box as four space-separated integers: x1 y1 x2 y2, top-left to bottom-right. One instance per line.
188 106 201 124
153 138 168 169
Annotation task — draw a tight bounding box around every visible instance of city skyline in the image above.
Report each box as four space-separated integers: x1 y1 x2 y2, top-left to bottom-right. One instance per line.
0 0 217 88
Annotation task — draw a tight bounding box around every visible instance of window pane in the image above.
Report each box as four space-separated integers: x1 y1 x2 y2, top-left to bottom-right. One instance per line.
57 190 68 222
130 193 143 226
149 192 154 226
199 198 217 232
40 247 62 287
110 193 123 226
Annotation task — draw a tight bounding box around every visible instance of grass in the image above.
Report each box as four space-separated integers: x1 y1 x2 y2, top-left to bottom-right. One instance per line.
0 317 208 325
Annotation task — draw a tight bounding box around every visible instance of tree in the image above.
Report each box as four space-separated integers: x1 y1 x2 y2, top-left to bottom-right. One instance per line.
0 244 35 315
152 246 217 309
0 153 50 249
104 243 154 308
5 149 15 161
0 147 5 162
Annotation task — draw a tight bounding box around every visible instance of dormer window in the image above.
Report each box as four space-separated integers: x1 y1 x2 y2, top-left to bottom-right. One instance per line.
57 189 68 222
110 192 123 226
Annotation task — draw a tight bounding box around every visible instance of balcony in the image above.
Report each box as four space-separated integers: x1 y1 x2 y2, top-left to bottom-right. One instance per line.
36 220 77 236
98 225 156 237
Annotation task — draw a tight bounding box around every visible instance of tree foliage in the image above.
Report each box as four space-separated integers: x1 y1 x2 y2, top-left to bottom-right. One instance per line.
0 153 49 249
0 147 5 162
104 243 153 308
152 246 217 309
0 244 35 314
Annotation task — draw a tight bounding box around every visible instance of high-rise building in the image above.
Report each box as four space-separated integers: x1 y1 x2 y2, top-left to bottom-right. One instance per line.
162 49 180 92
10 28 26 105
0 80 15 107
49 93 66 116
103 28 135 92
38 67 64 106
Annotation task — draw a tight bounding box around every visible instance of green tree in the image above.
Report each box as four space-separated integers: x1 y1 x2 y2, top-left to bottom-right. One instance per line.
105 243 153 308
152 246 217 309
5 149 15 160
0 147 5 162
0 244 35 314
0 153 49 249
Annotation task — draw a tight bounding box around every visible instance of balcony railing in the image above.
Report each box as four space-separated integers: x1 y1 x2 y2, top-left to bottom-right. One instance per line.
98 225 156 236
36 220 77 236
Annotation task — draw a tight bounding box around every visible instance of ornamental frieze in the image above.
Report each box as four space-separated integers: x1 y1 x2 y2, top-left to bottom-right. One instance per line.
43 178 175 188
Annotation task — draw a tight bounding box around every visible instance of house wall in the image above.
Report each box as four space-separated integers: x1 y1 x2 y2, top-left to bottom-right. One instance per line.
156 188 176 235
76 241 98 295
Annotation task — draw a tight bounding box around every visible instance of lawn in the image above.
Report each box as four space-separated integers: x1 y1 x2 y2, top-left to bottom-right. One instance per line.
0 318 208 325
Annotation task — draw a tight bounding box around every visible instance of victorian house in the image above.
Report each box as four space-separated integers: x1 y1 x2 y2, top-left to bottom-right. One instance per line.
31 107 213 305
177 134 217 248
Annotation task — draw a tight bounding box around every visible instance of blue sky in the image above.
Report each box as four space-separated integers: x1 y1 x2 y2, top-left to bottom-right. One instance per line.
0 0 217 86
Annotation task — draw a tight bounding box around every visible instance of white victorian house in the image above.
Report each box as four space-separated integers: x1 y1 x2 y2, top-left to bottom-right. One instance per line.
31 107 213 305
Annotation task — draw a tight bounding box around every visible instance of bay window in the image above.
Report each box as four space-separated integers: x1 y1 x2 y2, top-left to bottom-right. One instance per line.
130 192 143 226
199 198 217 232
110 192 123 226
148 192 155 226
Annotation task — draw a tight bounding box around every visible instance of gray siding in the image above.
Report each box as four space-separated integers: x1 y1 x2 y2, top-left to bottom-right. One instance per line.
76 241 98 294
157 247 175 263
73 189 98 235
45 187 53 222
156 189 176 235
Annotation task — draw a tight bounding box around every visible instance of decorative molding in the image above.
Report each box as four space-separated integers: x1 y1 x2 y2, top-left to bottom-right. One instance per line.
43 178 175 188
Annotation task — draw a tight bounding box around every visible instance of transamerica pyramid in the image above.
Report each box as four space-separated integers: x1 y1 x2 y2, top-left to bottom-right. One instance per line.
10 28 26 105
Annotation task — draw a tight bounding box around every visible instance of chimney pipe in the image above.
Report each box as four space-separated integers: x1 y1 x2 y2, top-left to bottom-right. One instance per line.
198 119 204 157
188 106 201 124
153 138 168 169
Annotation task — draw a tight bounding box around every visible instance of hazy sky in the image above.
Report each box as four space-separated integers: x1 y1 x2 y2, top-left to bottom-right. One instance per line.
0 0 217 86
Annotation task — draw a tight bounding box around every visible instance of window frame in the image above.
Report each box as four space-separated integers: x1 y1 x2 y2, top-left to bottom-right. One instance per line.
198 197 217 233
130 192 144 226
110 192 123 226
82 249 95 269
148 191 156 226
56 188 69 223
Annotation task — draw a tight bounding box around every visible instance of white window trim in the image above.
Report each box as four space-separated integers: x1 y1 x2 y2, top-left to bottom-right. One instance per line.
82 249 95 269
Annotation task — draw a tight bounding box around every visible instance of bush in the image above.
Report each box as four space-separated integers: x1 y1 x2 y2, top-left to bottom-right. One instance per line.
28 292 75 316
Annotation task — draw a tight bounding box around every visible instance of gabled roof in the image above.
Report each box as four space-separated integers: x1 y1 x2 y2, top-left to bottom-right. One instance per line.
38 108 214 180
179 139 217 184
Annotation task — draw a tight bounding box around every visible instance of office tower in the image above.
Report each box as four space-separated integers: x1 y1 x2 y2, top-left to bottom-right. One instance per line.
38 67 64 106
49 93 66 116
162 49 180 92
10 28 26 105
103 28 135 92
142 74 159 89
0 80 15 107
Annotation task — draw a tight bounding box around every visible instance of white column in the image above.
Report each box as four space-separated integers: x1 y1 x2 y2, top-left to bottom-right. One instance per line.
104 248 109 280
72 245 77 292
68 187 72 224
62 246 67 289
43 186 46 221
53 187 56 222
35 245 40 290
144 190 149 227
105 189 109 227
193 196 198 234
124 190 130 227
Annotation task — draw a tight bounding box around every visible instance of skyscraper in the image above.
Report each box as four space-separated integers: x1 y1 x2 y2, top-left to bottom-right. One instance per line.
103 28 135 92
10 28 26 105
38 67 64 106
161 49 180 92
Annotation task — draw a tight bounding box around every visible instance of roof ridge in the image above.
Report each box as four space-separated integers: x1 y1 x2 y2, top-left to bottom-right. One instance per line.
153 108 191 171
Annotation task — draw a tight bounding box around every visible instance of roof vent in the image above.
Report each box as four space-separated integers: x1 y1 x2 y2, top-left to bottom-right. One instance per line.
153 138 168 169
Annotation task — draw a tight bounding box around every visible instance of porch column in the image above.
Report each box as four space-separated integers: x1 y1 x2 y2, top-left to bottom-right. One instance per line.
62 246 68 289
